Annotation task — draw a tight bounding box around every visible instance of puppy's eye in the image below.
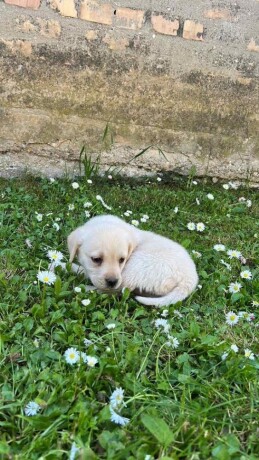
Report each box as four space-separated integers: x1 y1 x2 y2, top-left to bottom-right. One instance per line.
91 257 103 264
119 257 125 264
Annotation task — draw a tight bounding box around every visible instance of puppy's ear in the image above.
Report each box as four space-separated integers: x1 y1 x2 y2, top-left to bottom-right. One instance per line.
67 227 83 262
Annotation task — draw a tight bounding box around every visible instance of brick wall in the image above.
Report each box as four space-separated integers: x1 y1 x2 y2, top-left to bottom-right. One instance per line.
0 0 258 181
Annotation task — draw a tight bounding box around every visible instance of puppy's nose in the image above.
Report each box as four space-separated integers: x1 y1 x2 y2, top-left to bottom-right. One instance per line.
105 277 118 288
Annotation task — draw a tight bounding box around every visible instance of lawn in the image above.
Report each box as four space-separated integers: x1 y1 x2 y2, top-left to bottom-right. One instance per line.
0 172 258 460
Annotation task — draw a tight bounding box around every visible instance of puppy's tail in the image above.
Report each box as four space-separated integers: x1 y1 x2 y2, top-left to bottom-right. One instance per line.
135 281 197 308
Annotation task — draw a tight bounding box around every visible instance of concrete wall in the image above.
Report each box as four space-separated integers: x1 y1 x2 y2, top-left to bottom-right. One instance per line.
0 0 259 182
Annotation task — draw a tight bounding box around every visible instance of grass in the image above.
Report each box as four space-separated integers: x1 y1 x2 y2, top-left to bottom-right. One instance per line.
0 173 258 460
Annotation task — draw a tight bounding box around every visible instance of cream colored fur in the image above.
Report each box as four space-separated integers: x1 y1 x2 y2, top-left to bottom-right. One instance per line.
67 215 198 307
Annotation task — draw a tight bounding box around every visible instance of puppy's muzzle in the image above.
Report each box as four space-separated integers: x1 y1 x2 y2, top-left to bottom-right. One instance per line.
105 277 119 288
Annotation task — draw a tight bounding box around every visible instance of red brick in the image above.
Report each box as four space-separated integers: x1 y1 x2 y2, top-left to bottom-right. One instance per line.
203 9 232 20
115 7 145 30
183 20 204 41
4 0 41 9
80 0 113 25
151 14 179 36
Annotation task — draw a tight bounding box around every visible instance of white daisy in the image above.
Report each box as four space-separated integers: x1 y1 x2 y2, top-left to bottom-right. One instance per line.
228 282 242 293
47 250 63 265
37 270 57 285
84 201 92 208
106 323 116 330
240 270 252 280
196 198 200 205
35 212 43 222
74 287 82 293
244 349 255 360
87 179 93 184
221 352 229 361
80 352 88 363
161 309 169 317
85 356 98 367
85 211 91 218
214 244 226 252
192 181 198 185
225 311 239 326
108 175 113 179
228 181 239 190
187 222 196 231
24 401 41 416
109 406 130 426
49 178 55 183
154 318 170 334
131 220 139 227
157 177 162 182
110 387 125 410
174 207 179 213
82 299 90 306
223 184 229 190
207 193 214 200
124 212 130 217
165 336 179 349
220 259 231 270
238 197 246 203
252 300 259 307
230 344 239 353
196 222 205 232
68 204 75 211
192 250 202 258
64 347 80 365
227 249 242 259
246 200 252 208
140 217 147 223
53 222 60 231
72 182 79 189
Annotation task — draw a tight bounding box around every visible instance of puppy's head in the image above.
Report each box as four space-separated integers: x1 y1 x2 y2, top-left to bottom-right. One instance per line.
68 223 136 291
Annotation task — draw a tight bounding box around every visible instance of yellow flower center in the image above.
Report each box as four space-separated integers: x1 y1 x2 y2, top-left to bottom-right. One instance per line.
43 277 49 282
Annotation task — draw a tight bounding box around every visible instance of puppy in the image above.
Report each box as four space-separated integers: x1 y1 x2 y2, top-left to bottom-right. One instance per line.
67 215 198 307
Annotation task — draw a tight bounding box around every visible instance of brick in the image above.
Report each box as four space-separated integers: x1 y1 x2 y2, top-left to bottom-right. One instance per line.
114 7 145 30
247 38 259 52
203 9 232 20
49 0 77 18
103 34 129 51
80 0 113 25
4 0 41 9
183 20 204 41
151 14 179 36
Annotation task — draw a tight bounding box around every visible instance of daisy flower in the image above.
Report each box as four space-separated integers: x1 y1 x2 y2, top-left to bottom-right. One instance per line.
47 250 63 266
161 309 169 317
252 300 259 307
37 270 56 285
165 336 179 349
223 184 229 190
24 401 41 416
230 344 239 353
220 259 231 270
240 270 252 280
221 352 228 361
174 207 178 213
187 222 196 231
53 222 60 231
207 193 214 200
82 299 90 306
192 181 198 185
192 250 202 258
157 177 162 182
214 244 226 252
74 287 81 293
244 349 255 360
196 222 205 232
84 201 92 208
154 318 170 334
85 211 91 218
106 323 116 330
85 356 98 367
96 195 112 211
68 204 75 211
108 175 113 179
72 182 79 189
64 347 80 365
246 200 252 208
238 197 246 203
131 220 139 227
140 217 147 223
110 387 125 410
87 179 93 184
196 198 200 205
49 178 55 183
226 311 239 326
35 212 43 222
229 181 239 190
228 282 242 293
110 406 130 426
227 249 242 259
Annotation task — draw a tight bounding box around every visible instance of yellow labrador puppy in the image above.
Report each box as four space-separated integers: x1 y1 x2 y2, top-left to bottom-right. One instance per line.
68 215 198 307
